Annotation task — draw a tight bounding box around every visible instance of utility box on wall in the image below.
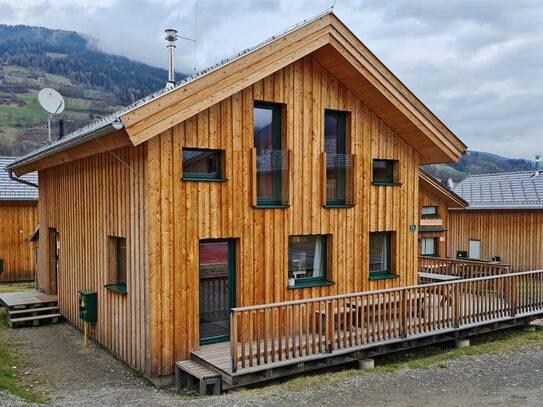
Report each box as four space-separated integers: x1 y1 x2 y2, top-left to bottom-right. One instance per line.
79 291 97 324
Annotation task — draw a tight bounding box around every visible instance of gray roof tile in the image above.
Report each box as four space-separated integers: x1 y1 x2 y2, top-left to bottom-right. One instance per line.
0 157 38 200
453 170 543 209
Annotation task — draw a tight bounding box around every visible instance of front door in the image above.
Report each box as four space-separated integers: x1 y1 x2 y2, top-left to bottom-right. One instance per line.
199 239 235 345
48 228 59 295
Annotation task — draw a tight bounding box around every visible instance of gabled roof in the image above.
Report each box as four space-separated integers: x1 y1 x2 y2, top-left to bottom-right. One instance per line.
453 170 543 210
0 157 38 201
7 10 466 176
419 169 468 208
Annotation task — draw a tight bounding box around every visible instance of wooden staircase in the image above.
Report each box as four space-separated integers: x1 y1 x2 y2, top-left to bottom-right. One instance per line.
0 290 61 328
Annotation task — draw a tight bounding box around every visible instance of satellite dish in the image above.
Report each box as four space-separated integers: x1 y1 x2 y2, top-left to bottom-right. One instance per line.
38 88 65 114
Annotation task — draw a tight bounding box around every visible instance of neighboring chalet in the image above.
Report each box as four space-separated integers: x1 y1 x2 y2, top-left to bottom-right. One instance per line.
7 11 473 386
418 169 467 258
450 170 543 272
0 157 38 282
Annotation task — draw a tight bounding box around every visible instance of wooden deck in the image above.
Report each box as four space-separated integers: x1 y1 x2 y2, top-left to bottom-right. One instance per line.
0 290 60 328
180 270 543 390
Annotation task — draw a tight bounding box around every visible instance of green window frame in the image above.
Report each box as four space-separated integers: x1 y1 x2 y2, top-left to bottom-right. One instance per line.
369 231 397 280
421 237 439 257
421 206 439 217
105 236 127 295
288 235 333 289
372 159 398 185
325 109 348 206
182 148 225 181
254 101 284 206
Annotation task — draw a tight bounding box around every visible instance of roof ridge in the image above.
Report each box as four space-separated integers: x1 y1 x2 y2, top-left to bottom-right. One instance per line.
462 170 537 178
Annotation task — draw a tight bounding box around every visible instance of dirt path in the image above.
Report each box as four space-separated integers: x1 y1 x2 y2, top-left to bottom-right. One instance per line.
1 322 543 406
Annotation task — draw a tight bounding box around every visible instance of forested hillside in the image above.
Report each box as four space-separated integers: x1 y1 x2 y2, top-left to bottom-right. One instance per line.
0 24 180 155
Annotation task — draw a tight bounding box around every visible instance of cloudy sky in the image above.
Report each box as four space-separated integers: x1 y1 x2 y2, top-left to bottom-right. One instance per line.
1 0 542 159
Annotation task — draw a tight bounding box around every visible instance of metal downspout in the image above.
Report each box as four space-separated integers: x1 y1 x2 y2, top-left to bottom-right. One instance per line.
7 169 38 189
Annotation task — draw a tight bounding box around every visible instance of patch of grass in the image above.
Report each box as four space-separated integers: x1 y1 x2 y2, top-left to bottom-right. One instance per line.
232 328 543 396
0 282 35 295
0 282 44 403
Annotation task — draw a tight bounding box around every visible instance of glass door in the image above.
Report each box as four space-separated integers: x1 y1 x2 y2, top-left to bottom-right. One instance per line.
199 239 235 345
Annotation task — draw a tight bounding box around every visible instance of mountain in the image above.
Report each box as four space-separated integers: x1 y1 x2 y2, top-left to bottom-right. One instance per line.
423 151 536 184
0 24 182 156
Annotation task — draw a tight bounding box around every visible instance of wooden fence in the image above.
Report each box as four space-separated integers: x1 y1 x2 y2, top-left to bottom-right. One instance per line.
230 270 543 372
419 256 511 278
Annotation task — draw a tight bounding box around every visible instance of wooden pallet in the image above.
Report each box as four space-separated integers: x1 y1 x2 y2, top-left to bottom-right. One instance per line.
0 290 60 328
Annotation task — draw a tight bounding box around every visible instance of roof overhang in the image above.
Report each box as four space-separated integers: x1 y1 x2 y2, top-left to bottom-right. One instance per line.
419 169 468 208
120 13 466 164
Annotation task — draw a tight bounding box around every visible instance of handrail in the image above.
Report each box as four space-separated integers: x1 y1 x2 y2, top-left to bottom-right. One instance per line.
419 256 512 268
230 270 543 372
232 269 541 312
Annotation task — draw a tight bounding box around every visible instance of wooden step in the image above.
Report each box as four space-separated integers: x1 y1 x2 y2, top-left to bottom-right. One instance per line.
175 359 221 395
8 306 59 316
176 359 220 380
8 313 61 328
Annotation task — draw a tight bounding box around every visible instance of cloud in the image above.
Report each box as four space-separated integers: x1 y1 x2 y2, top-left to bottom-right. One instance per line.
0 0 542 159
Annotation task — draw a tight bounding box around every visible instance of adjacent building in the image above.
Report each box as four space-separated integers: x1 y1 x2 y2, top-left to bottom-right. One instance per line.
418 169 467 258
449 170 543 271
0 156 38 282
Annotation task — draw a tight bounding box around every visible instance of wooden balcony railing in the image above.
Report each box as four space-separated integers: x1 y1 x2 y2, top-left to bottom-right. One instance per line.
419 256 512 278
230 270 543 372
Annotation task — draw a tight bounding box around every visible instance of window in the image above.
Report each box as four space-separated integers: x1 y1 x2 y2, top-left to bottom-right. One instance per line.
105 236 127 294
469 240 481 260
421 206 438 217
325 110 350 206
182 148 224 181
254 102 286 206
372 159 398 185
369 232 397 279
288 235 332 288
421 237 439 256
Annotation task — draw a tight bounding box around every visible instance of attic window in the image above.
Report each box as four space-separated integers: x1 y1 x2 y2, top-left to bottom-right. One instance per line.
182 148 226 181
421 206 438 217
372 159 399 185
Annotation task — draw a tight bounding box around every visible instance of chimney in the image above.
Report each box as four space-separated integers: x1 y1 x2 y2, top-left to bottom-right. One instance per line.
447 178 454 189
535 155 541 176
58 118 64 140
165 28 178 89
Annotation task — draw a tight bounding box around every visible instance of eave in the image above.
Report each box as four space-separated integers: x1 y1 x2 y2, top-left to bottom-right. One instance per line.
419 169 468 208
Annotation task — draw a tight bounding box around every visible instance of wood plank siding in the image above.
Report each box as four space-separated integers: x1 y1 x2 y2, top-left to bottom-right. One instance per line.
36 145 147 372
448 210 543 272
146 55 420 377
0 202 37 282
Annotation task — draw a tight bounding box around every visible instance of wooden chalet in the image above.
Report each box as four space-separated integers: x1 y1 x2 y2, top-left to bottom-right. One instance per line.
449 170 543 272
6 12 543 392
0 156 38 282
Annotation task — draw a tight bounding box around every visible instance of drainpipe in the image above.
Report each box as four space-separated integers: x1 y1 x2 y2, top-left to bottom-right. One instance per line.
7 169 38 189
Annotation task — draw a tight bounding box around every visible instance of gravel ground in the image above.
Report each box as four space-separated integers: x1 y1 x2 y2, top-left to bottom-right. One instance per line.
1 322 543 406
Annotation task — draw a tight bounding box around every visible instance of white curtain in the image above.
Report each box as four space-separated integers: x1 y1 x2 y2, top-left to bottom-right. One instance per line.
313 238 323 278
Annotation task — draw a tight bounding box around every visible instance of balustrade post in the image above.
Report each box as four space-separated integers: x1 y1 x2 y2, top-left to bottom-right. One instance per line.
401 289 408 338
453 283 461 328
231 311 238 373
326 300 334 353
